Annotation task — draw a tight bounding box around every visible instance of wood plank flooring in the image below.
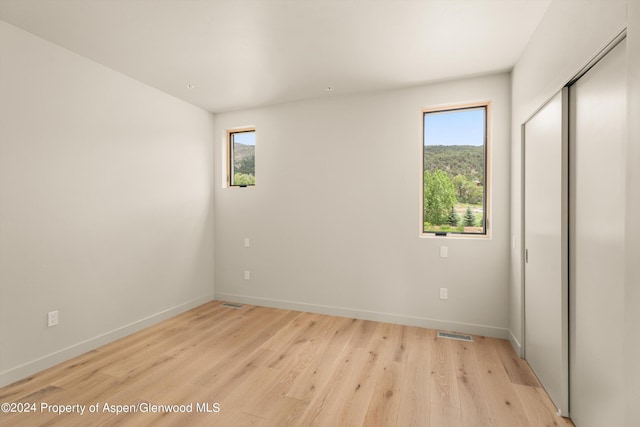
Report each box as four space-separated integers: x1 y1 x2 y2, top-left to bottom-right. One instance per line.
0 301 574 426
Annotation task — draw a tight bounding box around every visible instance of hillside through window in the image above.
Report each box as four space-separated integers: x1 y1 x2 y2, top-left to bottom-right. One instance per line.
422 104 489 236
228 128 255 187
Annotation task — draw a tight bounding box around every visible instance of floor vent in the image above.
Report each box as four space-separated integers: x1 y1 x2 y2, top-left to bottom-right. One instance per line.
437 331 473 342
222 302 244 309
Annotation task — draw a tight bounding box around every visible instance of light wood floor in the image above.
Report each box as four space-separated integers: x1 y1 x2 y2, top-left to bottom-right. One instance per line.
0 301 574 426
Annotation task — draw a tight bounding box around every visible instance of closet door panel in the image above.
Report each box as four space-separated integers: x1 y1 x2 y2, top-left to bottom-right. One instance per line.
570 38 626 427
524 89 569 416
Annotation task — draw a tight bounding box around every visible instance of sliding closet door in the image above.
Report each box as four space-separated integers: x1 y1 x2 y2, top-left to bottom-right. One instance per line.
523 90 569 416
570 38 626 427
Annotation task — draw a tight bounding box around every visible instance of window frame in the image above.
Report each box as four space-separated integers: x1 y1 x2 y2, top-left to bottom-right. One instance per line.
227 127 256 188
421 102 491 238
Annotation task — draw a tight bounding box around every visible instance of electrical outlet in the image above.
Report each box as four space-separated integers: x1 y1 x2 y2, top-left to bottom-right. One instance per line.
47 311 59 327
244 238 250 248
244 270 250 280
439 288 448 300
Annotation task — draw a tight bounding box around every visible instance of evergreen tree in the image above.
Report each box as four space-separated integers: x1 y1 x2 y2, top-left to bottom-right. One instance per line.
448 207 459 226
464 206 476 227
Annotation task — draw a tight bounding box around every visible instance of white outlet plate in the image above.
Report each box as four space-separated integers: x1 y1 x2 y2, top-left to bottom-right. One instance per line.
244 270 250 280
439 288 448 300
440 246 448 258
47 311 59 327
244 238 250 248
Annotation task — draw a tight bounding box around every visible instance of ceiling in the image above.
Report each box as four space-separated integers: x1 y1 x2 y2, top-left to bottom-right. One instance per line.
0 0 551 113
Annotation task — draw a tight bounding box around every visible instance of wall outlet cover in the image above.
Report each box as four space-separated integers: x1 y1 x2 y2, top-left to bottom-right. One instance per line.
47 311 59 327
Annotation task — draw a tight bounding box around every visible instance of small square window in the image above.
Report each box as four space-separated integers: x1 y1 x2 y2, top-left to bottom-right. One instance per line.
228 128 255 187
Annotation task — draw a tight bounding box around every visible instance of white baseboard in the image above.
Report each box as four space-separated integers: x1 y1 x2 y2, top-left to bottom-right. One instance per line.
214 293 510 340
0 294 214 388
508 329 523 357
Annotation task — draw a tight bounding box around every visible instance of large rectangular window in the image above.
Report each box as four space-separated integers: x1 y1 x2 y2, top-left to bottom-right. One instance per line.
422 103 489 236
228 128 255 187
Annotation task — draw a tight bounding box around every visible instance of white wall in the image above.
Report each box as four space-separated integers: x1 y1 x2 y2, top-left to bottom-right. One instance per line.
0 21 215 387
214 73 512 338
510 0 627 353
